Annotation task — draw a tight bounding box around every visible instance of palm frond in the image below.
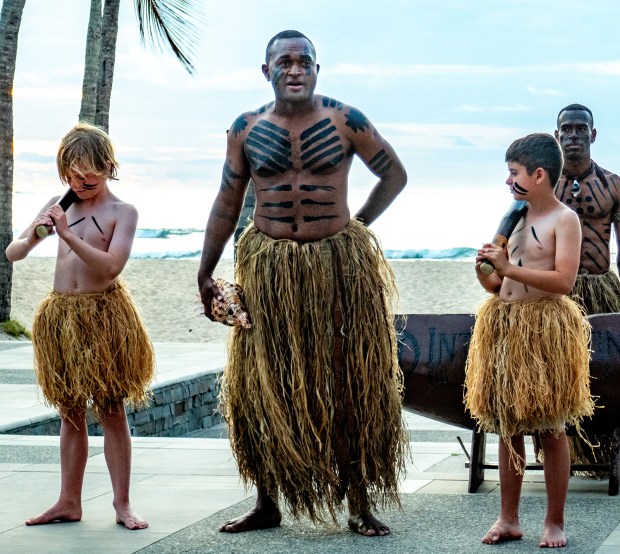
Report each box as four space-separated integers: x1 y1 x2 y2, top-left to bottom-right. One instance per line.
134 0 205 75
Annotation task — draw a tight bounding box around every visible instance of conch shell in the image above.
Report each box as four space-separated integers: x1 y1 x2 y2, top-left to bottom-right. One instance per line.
195 278 251 329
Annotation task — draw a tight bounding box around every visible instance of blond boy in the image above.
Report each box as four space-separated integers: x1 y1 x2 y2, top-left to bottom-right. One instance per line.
5 123 155 529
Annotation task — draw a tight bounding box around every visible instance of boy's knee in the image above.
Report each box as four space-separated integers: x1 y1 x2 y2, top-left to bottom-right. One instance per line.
98 401 127 421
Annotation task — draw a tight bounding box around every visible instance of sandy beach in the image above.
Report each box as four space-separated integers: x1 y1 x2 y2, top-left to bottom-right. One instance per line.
6 257 490 343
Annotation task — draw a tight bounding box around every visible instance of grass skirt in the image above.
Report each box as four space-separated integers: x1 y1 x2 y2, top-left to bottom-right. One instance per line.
570 270 620 314
569 270 620 470
222 220 407 522
464 295 594 465
32 281 155 414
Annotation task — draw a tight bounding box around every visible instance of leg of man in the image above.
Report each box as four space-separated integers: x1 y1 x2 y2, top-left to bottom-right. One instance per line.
538 431 570 548
482 435 525 544
100 401 148 530
26 409 88 525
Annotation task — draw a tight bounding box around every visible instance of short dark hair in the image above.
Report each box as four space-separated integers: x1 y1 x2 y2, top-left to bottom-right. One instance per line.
265 30 315 64
505 133 564 187
556 103 594 128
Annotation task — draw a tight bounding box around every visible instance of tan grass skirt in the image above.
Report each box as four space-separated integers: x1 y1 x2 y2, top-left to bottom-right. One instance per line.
222 220 407 522
464 295 594 448
32 281 155 414
569 270 620 470
570 270 620 314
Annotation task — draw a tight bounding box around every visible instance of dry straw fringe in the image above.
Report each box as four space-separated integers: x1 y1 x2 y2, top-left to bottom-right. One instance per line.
568 270 620 472
32 281 155 415
221 219 408 523
571 270 620 314
464 295 595 471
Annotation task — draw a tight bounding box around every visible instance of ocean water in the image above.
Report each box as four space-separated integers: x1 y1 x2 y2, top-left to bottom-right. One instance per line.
11 186 495 261
15 226 476 261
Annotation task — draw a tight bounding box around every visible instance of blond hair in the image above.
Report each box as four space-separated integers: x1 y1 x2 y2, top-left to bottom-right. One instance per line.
56 122 119 183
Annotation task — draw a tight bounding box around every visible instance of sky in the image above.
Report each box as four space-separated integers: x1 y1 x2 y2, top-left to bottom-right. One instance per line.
8 0 620 252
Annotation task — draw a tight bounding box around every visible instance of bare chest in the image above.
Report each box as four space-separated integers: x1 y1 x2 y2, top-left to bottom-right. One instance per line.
244 117 351 177
60 210 114 253
507 219 555 268
556 176 617 222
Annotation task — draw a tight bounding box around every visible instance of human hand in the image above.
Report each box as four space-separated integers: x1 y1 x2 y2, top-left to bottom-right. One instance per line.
43 204 71 238
197 276 222 322
32 211 56 240
478 243 509 275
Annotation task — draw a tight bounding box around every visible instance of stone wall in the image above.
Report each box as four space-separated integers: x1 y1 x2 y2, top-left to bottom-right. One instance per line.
3 369 223 437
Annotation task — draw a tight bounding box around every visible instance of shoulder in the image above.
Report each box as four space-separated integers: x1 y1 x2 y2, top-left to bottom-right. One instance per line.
318 96 374 134
108 196 138 219
229 102 275 138
593 162 620 185
556 202 580 227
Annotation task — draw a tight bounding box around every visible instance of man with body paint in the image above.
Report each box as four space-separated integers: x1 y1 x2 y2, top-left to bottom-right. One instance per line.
553 103 620 475
197 30 408 536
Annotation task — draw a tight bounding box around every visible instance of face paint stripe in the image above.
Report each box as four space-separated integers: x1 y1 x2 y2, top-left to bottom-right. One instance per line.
68 217 85 228
512 182 528 195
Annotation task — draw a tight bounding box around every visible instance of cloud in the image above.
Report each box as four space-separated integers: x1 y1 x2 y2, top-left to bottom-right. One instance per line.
13 86 81 102
454 104 530 113
325 61 620 79
379 122 520 150
527 85 565 97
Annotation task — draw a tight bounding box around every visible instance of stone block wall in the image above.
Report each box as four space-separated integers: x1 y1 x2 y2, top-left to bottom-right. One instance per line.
2 369 223 437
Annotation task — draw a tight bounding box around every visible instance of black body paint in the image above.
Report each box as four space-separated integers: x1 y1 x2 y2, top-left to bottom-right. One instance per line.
222 163 243 192
300 118 344 174
91 216 104 234
230 115 248 136
512 182 529 195
369 149 393 174
246 120 292 176
344 108 370 133
322 96 344 110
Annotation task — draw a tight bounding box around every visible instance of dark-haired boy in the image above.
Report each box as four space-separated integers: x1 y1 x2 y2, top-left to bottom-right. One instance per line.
465 133 594 548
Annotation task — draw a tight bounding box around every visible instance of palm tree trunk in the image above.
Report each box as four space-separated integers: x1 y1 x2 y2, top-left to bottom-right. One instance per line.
79 0 103 123
0 0 27 323
94 0 120 132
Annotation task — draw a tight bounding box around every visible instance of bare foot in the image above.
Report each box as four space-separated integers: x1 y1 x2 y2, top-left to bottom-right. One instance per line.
539 523 566 548
348 513 390 536
25 501 82 526
482 520 523 544
220 506 282 533
116 505 148 530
